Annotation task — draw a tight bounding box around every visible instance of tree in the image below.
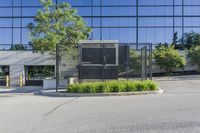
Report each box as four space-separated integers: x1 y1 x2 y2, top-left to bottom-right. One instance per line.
153 45 186 73
179 31 200 49
28 0 91 90
10 44 28 50
187 46 200 70
28 0 91 54
172 31 178 45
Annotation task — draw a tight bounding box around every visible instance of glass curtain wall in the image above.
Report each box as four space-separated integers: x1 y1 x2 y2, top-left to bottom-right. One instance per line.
0 0 200 49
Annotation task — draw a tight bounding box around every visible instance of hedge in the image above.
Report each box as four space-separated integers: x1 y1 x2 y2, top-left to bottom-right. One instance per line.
67 80 158 93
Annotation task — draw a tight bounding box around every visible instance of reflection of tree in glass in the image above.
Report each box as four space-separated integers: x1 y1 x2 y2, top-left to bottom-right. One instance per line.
119 49 141 75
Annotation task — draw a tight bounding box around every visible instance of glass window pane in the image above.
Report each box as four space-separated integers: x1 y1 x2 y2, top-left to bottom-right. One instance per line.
184 0 200 5
102 18 136 27
103 7 136 16
0 28 12 44
102 0 136 5
0 0 12 6
58 0 92 6
0 18 12 27
0 8 12 16
13 28 21 44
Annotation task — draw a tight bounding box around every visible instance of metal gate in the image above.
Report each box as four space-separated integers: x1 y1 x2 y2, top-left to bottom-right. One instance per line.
78 42 152 81
78 42 118 80
118 43 152 80
141 46 147 80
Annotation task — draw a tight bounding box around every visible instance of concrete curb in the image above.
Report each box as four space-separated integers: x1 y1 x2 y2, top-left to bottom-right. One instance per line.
39 88 163 97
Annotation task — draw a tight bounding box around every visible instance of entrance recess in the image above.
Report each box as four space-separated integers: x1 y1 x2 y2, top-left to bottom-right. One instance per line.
24 65 55 86
0 65 9 86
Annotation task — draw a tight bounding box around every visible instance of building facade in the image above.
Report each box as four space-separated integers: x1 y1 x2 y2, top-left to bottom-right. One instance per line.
0 0 200 49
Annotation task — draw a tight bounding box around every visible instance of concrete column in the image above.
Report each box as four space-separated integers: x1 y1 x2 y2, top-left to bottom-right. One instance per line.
10 64 25 86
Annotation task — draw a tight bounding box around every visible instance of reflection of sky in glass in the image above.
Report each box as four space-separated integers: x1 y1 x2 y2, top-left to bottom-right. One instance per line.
0 0 200 49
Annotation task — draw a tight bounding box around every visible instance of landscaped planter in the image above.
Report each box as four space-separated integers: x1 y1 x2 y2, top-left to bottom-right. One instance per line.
43 79 68 89
67 80 158 93
39 80 162 97
40 89 163 97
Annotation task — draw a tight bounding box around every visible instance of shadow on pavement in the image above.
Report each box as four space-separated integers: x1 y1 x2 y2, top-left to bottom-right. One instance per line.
0 86 42 94
153 75 200 81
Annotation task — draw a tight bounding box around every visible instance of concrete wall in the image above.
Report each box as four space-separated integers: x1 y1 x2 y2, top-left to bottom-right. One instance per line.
0 51 55 86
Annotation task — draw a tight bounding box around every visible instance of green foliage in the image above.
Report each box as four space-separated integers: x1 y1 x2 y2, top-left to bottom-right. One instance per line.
119 49 141 73
28 0 91 54
179 31 200 49
0 66 9 79
10 44 28 50
27 66 55 78
153 45 186 73
187 46 200 69
67 80 158 93
172 31 178 45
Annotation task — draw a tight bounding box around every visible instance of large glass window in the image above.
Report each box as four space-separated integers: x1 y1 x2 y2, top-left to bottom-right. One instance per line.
0 0 200 47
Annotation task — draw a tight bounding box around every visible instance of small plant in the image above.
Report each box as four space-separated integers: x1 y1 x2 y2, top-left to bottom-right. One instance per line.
67 80 158 93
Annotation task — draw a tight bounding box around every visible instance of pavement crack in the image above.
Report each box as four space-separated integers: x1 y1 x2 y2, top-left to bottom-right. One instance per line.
43 97 78 116
30 97 78 133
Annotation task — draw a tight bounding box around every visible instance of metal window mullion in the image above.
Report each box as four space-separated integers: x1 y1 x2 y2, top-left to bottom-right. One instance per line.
182 0 184 37
20 0 22 45
100 0 103 40
173 0 175 35
12 0 14 45
136 0 138 50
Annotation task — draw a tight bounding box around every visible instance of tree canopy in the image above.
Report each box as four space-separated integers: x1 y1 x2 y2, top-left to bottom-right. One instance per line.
28 0 91 54
153 45 186 73
187 46 200 70
179 31 200 49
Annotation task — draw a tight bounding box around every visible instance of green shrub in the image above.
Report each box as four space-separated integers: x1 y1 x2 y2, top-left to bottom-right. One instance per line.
153 45 186 73
187 46 200 70
144 80 157 91
67 80 158 93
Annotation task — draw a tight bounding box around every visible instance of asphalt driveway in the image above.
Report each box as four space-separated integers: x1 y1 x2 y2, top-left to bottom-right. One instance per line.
0 75 200 133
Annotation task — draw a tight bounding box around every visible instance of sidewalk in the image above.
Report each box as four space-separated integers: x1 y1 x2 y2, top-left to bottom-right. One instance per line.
153 74 200 81
0 86 42 94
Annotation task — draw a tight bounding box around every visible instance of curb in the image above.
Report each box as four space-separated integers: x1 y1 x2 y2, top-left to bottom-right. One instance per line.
39 88 163 97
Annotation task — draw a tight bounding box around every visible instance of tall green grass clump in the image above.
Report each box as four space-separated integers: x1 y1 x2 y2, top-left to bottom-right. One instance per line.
67 80 158 93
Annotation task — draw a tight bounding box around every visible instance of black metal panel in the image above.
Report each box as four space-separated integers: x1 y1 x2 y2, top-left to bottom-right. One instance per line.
101 66 118 79
100 48 116 64
25 80 43 86
119 45 130 65
0 80 6 86
78 66 118 79
82 48 101 64
82 48 116 64
79 66 101 79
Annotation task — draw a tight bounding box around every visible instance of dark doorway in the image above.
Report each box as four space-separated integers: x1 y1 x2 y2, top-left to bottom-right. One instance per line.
24 65 55 86
0 65 9 86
